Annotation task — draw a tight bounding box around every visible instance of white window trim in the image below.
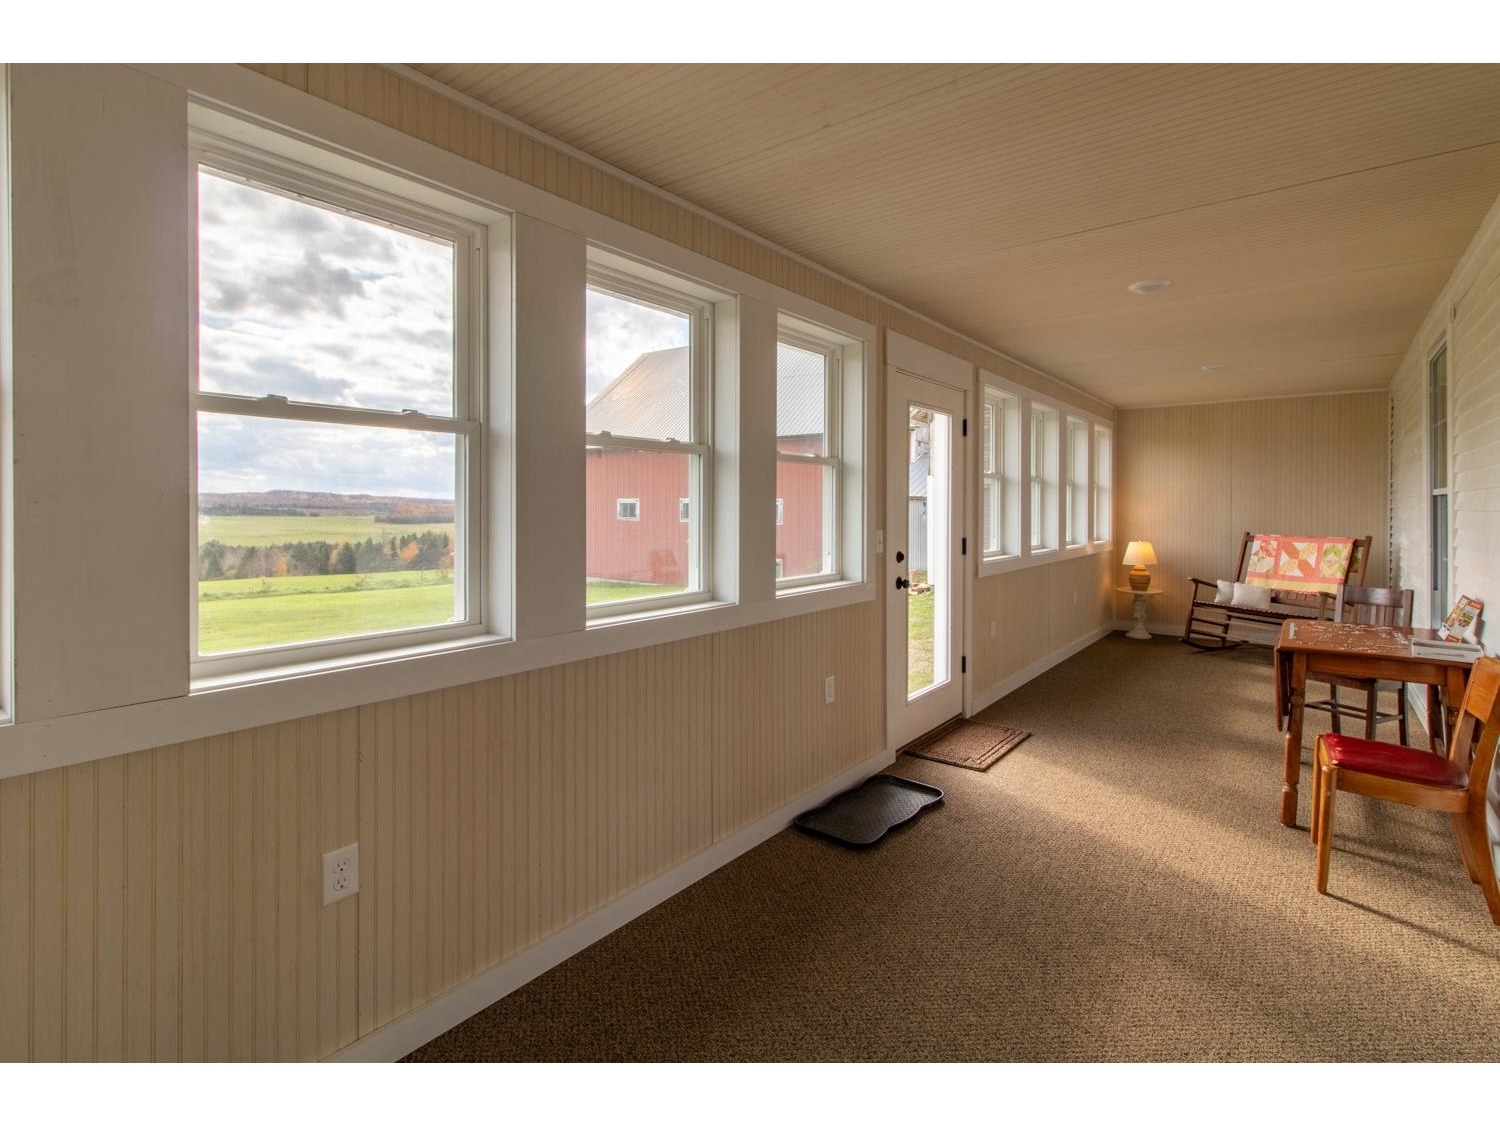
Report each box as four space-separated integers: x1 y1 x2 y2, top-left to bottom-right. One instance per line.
1092 423 1113 545
1428 338 1452 627
1064 415 1090 550
977 368 1112 578
617 498 642 521
0 69 879 779
585 263 714 620
188 130 493 680
775 324 842 590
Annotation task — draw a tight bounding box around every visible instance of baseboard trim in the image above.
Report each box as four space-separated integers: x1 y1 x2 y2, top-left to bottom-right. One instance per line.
969 625 1113 716
325 746 895 1062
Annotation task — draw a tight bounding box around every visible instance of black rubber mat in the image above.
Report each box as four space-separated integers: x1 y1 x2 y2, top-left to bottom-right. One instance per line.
793 775 943 847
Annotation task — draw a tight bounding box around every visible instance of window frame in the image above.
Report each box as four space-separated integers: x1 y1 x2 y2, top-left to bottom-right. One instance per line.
774 325 841 590
1064 414 1090 549
188 134 490 679
980 385 1021 562
1029 403 1060 554
1092 423 1113 545
978 368 1111 577
584 263 714 621
1428 339 1451 626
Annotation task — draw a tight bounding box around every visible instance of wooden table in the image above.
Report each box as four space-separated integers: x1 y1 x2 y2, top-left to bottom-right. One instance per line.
1273 620 1473 827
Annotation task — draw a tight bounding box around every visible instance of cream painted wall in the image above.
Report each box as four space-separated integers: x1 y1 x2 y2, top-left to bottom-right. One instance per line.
0 64 1111 1061
1115 393 1390 637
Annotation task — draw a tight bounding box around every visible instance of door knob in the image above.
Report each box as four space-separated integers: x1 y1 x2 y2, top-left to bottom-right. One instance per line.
895 576 910 590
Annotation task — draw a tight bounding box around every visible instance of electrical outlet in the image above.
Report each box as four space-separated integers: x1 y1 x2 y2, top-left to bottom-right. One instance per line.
323 843 360 907
990 620 997 640
1073 590 1079 605
824 675 836 705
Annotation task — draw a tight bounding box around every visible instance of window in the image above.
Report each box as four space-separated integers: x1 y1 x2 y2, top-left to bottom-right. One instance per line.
1093 424 1112 544
1029 404 1059 551
980 385 1020 559
1430 342 1450 623
618 498 641 521
191 147 484 669
585 269 709 614
775 332 839 584
1065 415 1089 547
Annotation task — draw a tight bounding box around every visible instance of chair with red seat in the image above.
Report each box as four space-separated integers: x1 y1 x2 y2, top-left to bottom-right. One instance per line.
1311 654 1500 924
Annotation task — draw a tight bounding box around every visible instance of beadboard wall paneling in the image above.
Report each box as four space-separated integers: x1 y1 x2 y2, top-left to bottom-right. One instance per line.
971 552 1113 698
1389 190 1500 630
0 604 881 1059
1115 394 1389 634
0 63 1107 1062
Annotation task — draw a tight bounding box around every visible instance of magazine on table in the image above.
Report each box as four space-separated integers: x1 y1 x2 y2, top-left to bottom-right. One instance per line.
1438 594 1484 642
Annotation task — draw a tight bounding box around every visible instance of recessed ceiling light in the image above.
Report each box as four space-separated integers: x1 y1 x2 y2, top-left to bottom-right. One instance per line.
1200 363 1229 374
1127 278 1172 295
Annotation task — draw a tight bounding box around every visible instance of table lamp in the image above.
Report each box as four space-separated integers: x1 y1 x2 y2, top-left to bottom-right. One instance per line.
1122 540 1158 591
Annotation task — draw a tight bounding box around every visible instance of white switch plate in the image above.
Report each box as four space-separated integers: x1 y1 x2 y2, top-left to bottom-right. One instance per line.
825 675 836 704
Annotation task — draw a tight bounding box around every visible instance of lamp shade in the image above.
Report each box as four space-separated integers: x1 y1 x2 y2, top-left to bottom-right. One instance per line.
1122 541 1158 567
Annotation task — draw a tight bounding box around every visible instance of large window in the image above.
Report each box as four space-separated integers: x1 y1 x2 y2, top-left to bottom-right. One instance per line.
1430 341 1450 623
1093 424 1112 544
980 385 1020 560
1029 404 1059 552
585 269 710 614
776 332 839 584
1065 415 1089 547
191 147 484 670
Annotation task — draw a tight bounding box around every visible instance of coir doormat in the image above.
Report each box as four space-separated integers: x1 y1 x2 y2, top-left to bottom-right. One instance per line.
905 721 1031 771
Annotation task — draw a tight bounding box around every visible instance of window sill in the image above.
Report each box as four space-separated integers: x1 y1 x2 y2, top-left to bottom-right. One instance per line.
0 579 876 781
977 544 1110 579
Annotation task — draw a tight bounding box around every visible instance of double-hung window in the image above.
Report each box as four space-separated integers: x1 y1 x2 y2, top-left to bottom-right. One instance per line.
1092 424 1112 544
1029 404 1059 552
980 385 1020 559
585 267 710 614
191 143 485 671
1065 415 1089 547
775 330 840 585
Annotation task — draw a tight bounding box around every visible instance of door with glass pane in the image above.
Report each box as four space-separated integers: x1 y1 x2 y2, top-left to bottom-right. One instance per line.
887 369 966 750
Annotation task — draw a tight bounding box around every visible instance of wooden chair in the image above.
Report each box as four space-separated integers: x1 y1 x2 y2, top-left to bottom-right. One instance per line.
1303 586 1415 742
1311 654 1500 925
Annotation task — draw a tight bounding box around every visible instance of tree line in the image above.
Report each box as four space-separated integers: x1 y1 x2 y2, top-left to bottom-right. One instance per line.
199 531 453 581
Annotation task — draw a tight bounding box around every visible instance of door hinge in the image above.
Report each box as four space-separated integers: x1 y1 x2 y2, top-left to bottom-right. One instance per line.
962 418 968 437
962 536 967 555
961 655 967 674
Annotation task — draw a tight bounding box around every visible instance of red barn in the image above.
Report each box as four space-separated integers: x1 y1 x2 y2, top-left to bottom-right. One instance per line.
586 345 827 587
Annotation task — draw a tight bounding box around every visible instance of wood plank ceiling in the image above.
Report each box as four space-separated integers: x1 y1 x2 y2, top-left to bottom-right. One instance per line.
409 63 1500 408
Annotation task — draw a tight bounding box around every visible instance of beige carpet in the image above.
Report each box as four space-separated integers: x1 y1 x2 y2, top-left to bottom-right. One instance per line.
403 633 1500 1062
906 720 1031 770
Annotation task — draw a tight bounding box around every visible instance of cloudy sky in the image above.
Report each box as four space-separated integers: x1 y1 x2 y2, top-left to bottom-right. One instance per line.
197 168 688 498
586 288 688 401
197 168 458 497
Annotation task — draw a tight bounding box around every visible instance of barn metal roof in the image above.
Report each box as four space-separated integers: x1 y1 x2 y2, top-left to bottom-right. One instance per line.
586 344 825 441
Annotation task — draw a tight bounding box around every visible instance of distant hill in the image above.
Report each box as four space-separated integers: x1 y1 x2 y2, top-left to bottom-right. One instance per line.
199 489 455 523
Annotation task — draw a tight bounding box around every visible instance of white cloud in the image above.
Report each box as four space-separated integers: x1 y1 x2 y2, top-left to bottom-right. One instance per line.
197 168 460 497
586 288 689 400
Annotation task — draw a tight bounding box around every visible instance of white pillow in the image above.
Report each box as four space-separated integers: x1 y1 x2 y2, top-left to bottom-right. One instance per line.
1230 582 1272 611
1214 580 1234 605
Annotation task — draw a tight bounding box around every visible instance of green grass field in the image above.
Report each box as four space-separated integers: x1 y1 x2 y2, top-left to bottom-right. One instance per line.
199 513 454 548
586 580 684 605
198 570 456 654
907 588 935 695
